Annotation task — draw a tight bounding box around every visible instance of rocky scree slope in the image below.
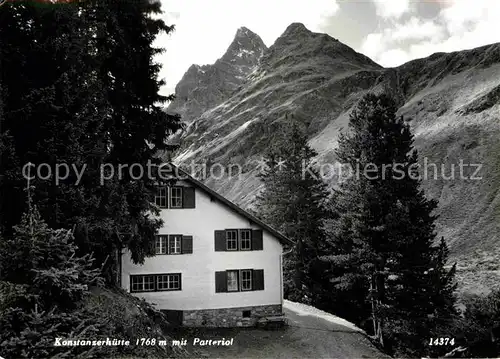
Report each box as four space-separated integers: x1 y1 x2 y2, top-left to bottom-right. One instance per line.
168 23 500 295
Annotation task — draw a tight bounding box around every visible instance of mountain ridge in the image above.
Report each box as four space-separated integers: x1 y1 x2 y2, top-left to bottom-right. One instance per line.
168 23 500 295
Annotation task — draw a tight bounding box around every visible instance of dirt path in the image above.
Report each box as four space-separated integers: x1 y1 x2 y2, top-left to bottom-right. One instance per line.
282 306 388 358
178 305 388 358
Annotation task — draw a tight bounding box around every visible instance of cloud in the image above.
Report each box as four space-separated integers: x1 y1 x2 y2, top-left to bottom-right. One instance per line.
440 0 490 34
371 0 411 18
360 0 500 68
377 49 411 67
390 17 444 42
156 0 339 95
360 17 445 63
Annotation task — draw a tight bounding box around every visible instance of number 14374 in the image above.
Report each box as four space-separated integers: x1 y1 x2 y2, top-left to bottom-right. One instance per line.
429 337 455 346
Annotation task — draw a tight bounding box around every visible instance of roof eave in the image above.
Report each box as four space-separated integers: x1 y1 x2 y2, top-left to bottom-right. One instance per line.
175 167 294 246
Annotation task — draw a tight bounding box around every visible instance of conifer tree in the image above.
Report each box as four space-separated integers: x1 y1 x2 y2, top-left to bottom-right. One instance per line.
256 118 331 304
325 93 457 355
0 185 103 358
0 1 182 280
76 0 183 267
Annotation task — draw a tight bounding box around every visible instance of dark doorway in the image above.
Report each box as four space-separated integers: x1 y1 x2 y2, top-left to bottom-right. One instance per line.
162 310 183 327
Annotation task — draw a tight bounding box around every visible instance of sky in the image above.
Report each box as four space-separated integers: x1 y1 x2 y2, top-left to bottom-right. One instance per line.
155 0 500 96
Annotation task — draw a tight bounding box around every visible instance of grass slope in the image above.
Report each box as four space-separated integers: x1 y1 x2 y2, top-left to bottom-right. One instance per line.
172 37 500 296
81 287 189 358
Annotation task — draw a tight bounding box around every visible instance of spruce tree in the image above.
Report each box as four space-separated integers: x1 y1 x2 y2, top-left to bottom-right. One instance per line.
77 0 183 267
0 1 182 281
255 118 331 305
0 186 103 358
325 93 457 355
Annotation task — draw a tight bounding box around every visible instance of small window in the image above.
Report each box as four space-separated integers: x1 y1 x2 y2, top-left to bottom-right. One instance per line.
144 275 155 291
242 310 251 318
131 276 142 292
157 274 169 290
155 235 182 255
226 230 238 251
240 230 251 251
155 187 168 208
131 275 155 292
170 187 183 208
168 274 180 289
155 235 168 255
131 274 181 292
227 270 239 292
157 274 181 291
169 235 182 255
240 270 252 291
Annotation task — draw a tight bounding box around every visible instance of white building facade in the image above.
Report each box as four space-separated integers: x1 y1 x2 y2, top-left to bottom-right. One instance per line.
120 174 292 327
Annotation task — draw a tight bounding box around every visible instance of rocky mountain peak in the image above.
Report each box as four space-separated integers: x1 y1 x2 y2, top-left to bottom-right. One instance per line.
261 22 380 72
271 22 313 47
167 27 267 125
235 26 258 40
220 26 267 65
170 25 500 297
282 22 311 37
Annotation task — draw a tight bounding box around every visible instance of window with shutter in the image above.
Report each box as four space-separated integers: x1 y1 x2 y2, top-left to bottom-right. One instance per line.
170 187 183 208
215 229 265 251
155 235 185 255
215 269 264 292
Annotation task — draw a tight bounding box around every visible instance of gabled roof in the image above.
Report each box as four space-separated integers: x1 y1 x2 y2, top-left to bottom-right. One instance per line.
172 166 294 246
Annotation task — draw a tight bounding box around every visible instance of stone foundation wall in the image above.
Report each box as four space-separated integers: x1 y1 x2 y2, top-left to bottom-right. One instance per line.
183 304 282 327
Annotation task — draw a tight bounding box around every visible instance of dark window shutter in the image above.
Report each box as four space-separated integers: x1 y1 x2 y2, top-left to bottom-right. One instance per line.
182 235 193 254
253 269 264 291
182 187 196 208
215 271 227 292
165 187 169 208
214 230 226 251
252 229 263 250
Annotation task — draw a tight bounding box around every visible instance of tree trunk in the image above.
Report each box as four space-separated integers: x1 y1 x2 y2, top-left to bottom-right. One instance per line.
115 247 122 287
370 274 384 347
